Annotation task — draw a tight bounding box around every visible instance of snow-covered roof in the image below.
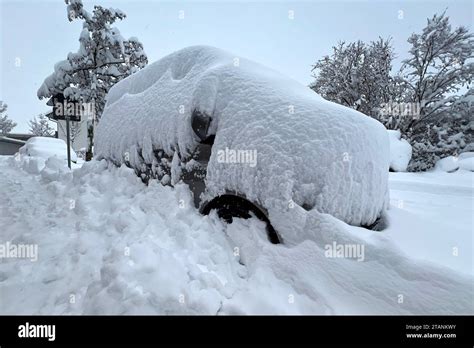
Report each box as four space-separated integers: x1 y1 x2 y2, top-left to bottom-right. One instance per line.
95 46 389 230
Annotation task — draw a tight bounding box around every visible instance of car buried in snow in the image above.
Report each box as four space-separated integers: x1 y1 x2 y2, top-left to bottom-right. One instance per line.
95 46 390 244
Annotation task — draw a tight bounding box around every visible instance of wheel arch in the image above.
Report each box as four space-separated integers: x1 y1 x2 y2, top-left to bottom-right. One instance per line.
200 193 281 244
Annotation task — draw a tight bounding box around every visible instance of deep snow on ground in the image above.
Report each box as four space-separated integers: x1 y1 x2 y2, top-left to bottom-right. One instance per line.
387 170 473 275
0 155 472 314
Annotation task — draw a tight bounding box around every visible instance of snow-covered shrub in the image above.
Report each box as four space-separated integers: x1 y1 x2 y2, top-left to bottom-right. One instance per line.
388 130 412 172
435 152 474 172
310 38 395 120
434 156 460 173
407 91 473 171
458 157 474 171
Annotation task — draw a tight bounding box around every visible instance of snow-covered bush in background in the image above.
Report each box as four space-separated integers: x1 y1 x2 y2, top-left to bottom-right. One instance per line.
435 152 474 172
310 38 394 119
407 89 473 171
388 130 412 172
75 147 87 160
96 45 390 239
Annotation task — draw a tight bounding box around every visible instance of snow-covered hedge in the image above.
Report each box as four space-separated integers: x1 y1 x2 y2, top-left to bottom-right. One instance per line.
435 152 474 172
388 130 412 172
95 46 390 235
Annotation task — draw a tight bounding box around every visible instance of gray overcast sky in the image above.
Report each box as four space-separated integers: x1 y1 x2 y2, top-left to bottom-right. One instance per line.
1 0 472 132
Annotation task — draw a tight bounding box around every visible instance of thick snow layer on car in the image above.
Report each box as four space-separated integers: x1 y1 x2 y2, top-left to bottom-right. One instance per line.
95 46 390 233
388 130 412 172
19 137 77 164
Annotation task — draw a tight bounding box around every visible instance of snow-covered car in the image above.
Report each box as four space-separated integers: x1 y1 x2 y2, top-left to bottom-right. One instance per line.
95 46 390 243
19 136 78 163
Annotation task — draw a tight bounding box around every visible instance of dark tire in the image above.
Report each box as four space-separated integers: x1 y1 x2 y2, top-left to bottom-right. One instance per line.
201 194 281 244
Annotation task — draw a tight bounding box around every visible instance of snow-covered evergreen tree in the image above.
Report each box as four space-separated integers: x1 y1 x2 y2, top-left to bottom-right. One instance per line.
310 38 395 120
0 101 17 135
37 0 148 159
28 114 55 137
401 12 474 170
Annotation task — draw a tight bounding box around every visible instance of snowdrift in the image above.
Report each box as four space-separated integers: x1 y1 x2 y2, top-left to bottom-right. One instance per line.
95 46 390 237
1 156 472 314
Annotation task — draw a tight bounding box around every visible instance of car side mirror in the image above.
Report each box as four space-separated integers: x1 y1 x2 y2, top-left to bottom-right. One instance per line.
191 110 212 142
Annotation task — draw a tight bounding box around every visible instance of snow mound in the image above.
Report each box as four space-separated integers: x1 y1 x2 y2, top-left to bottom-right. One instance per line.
95 45 390 234
0 157 471 315
388 130 412 172
435 152 474 172
19 137 77 164
16 155 45 175
40 156 72 182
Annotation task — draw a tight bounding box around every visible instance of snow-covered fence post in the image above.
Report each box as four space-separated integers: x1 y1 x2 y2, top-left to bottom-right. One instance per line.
66 114 72 169
87 75 98 162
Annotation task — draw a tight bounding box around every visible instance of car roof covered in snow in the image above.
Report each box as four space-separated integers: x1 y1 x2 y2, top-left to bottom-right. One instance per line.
95 45 389 231
20 136 77 162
